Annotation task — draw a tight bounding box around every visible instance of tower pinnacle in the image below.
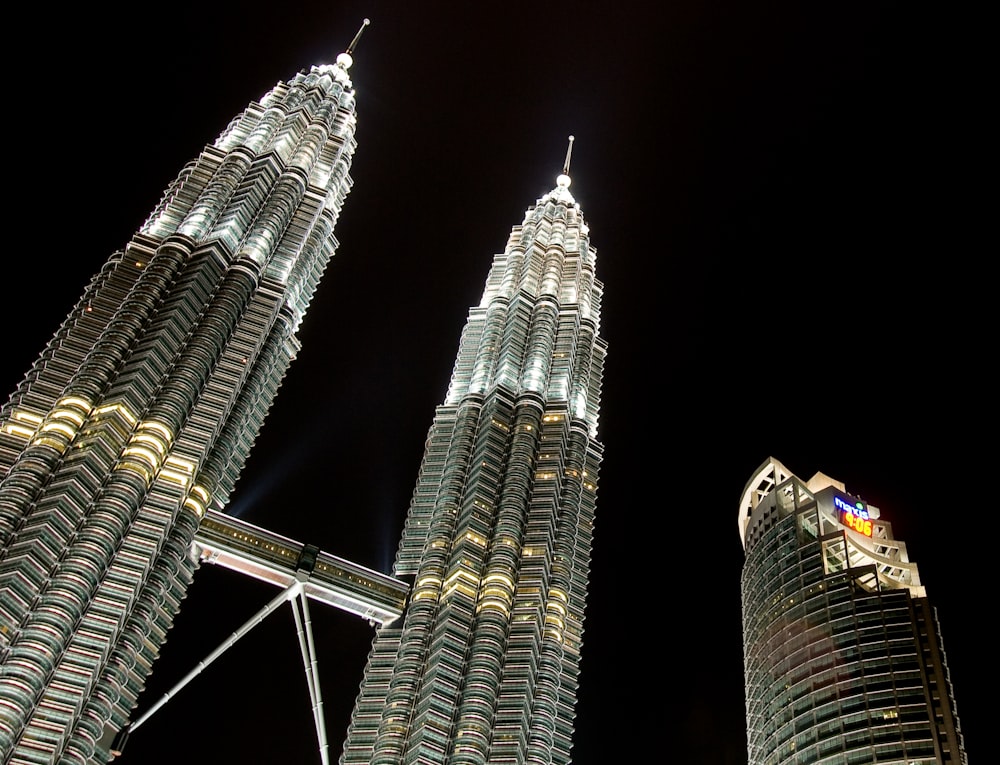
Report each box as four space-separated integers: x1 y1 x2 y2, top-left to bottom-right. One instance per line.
337 18 371 70
557 135 575 188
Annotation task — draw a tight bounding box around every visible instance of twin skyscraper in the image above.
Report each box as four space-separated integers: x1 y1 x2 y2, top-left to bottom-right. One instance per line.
0 22 605 765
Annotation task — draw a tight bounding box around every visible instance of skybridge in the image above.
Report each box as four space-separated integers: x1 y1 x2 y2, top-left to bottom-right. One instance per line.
115 510 409 763
193 509 408 624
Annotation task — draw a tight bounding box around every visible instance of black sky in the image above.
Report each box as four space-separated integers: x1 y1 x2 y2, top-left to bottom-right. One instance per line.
2 3 984 763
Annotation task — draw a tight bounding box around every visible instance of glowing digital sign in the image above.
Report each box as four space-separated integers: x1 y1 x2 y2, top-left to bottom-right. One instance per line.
834 496 873 537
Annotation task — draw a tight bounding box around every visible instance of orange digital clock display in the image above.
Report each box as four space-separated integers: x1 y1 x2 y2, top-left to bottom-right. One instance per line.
841 510 873 537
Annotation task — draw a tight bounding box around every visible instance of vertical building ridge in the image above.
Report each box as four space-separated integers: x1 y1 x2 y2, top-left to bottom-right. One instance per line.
341 162 607 765
0 39 363 763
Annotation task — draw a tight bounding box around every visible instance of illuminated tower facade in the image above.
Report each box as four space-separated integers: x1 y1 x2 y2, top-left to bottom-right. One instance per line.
0 26 366 764
738 458 966 765
341 142 606 765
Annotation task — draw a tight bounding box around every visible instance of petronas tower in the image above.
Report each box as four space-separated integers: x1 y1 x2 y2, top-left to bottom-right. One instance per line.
0 26 366 764
340 142 606 765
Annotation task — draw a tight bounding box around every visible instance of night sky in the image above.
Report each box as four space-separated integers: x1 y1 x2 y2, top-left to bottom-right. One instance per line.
2 3 984 763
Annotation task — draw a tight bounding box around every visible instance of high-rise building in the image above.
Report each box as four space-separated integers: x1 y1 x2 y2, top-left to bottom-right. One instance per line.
0 24 368 764
738 457 966 765
340 140 606 765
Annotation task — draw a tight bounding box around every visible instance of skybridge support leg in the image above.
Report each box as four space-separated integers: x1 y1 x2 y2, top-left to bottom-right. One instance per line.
126 581 303 735
291 583 330 765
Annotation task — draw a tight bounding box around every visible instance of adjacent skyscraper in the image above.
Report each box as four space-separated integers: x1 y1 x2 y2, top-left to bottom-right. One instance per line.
0 25 367 763
738 457 966 765
340 141 606 765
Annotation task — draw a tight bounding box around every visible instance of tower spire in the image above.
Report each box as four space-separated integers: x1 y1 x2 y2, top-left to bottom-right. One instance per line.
347 18 371 55
562 134 575 175
555 135 575 196
337 18 371 70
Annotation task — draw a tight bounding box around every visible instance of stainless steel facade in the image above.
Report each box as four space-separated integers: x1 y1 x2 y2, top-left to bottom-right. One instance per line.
0 36 363 763
738 458 966 765
340 159 606 765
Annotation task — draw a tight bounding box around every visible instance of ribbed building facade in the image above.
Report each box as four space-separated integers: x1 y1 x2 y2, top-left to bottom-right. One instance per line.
738 458 966 765
341 154 606 765
0 29 365 764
